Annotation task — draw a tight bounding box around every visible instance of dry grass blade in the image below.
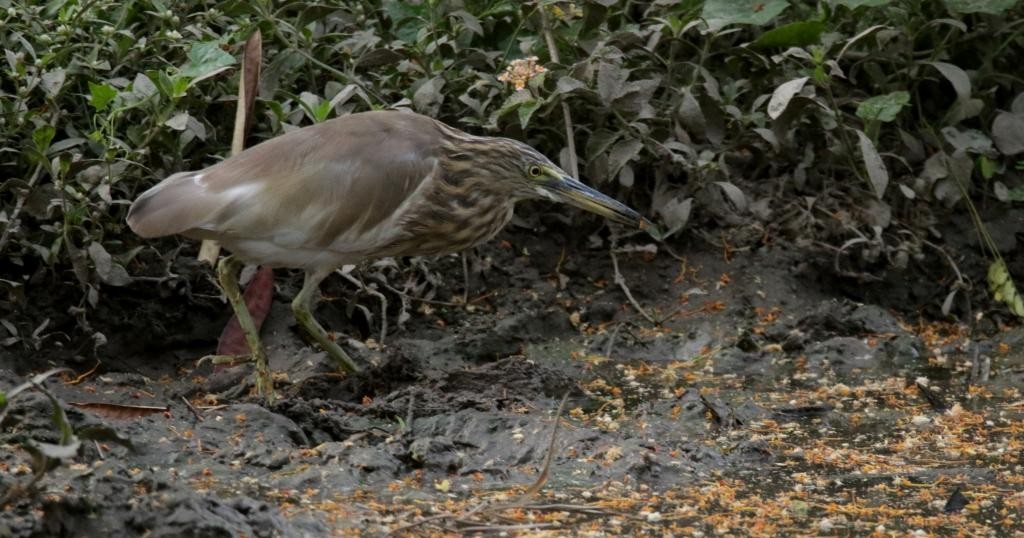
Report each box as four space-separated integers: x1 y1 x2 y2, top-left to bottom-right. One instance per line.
199 30 262 265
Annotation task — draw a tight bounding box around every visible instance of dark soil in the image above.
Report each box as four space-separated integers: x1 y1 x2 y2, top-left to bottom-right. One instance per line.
2 225 1023 536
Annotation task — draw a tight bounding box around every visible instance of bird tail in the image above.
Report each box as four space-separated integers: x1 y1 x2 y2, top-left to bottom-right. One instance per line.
126 170 219 238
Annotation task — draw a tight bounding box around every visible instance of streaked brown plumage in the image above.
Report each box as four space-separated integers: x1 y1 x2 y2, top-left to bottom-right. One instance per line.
128 110 647 399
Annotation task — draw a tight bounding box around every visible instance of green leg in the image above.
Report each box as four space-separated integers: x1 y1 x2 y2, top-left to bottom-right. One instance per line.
292 269 362 374
216 255 275 401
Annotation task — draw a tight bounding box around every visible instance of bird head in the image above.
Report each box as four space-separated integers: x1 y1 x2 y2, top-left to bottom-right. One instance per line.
482 138 651 230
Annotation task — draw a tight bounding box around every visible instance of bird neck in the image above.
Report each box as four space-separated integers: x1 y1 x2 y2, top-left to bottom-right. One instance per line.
376 169 513 259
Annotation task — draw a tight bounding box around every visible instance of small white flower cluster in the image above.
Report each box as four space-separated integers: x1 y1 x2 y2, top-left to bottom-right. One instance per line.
497 56 547 91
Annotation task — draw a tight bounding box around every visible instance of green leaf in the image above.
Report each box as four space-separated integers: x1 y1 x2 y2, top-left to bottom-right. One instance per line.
702 0 789 30
829 0 891 7
978 155 997 180
944 0 1017 14
855 129 889 199
24 378 76 445
88 81 118 111
753 20 824 48
179 41 236 80
1006 186 1024 201
495 90 534 120
314 100 333 123
988 259 1024 317
923 61 971 101
25 439 81 460
131 72 159 101
992 111 1024 156
856 91 911 123
608 138 643 179
151 69 174 100
33 125 56 153
942 127 993 154
41 68 66 98
383 0 430 43
518 99 542 130
171 75 190 99
1 369 71 403
767 77 809 120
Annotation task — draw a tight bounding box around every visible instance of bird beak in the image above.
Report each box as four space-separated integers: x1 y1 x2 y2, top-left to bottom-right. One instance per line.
544 176 651 230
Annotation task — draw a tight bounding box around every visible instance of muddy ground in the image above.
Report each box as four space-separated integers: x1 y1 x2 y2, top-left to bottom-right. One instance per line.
2 220 1023 537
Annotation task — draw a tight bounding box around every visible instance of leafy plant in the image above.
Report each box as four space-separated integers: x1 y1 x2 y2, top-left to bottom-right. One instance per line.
2 0 1024 351
0 369 132 504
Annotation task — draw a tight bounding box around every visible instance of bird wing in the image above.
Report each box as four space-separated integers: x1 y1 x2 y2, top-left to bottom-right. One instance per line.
127 111 443 253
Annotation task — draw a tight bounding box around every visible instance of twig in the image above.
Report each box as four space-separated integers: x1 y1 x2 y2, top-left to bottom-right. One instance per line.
515 503 625 515
65 360 101 385
458 522 560 533
521 392 570 497
540 6 578 177
609 243 657 325
461 252 470 304
387 501 489 536
0 163 45 257
267 20 386 105
815 240 885 283
380 281 491 308
181 396 205 422
338 270 389 344
922 240 967 287
603 323 622 358
199 31 261 265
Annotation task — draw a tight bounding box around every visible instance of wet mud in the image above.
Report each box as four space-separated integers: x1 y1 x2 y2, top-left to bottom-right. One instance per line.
2 229 1022 536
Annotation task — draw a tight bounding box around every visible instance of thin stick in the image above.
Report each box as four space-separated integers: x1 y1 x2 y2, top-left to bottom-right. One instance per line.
522 391 570 497
380 281 489 308
458 523 560 533
539 7 578 177
65 360 101 385
603 323 622 358
922 240 966 286
181 396 205 422
461 252 470 304
199 31 262 265
386 501 489 536
0 163 44 257
610 242 657 325
338 270 389 344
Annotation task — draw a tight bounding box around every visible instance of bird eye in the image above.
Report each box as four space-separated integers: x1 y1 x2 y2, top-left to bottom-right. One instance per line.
528 165 543 178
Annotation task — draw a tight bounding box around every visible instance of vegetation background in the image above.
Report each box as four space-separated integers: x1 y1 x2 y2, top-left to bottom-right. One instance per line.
2 0 1024 352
